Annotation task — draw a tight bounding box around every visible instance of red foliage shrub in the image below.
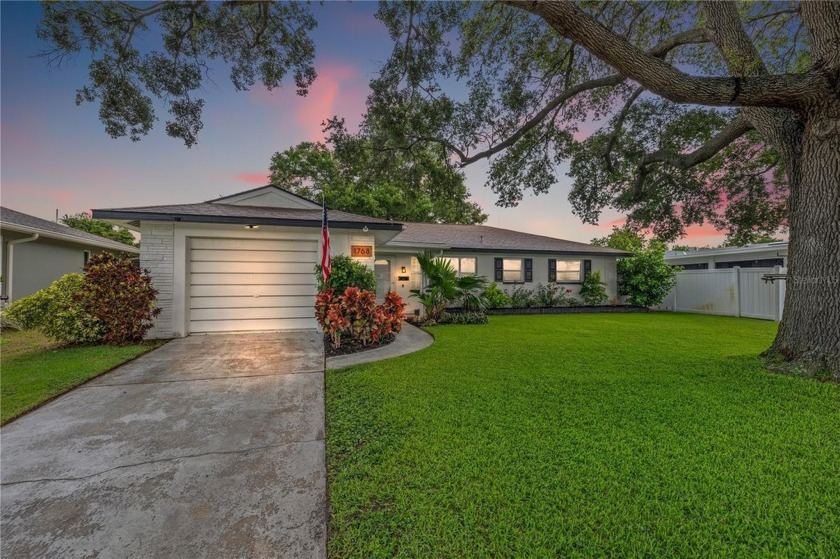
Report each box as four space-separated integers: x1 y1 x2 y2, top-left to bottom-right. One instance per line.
81 253 161 344
315 287 405 348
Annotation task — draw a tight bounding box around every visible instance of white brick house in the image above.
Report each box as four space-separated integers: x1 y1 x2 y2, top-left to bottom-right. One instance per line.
95 185 628 337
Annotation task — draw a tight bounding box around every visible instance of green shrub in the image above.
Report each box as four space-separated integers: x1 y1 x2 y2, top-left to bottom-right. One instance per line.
482 282 512 309
42 274 106 344
81 253 160 344
534 283 562 307
4 289 52 330
437 311 488 325
508 285 536 308
7 274 106 344
316 254 377 294
579 271 609 306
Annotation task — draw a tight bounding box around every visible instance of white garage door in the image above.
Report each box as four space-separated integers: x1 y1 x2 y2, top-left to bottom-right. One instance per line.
189 237 318 333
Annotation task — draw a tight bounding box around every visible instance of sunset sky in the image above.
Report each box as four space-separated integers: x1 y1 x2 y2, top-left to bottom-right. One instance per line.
1 1 727 246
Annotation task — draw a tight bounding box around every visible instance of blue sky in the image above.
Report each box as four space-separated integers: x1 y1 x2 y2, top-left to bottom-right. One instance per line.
1 1 725 245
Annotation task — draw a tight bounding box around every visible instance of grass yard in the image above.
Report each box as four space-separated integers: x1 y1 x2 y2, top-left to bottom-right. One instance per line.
326 313 840 557
0 330 164 424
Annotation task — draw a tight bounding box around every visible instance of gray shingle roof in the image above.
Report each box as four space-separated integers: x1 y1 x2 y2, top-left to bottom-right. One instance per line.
1 206 139 252
93 203 403 231
388 222 630 255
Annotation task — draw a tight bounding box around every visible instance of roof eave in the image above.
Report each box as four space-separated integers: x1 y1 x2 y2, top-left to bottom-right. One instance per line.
0 222 139 253
91 210 405 232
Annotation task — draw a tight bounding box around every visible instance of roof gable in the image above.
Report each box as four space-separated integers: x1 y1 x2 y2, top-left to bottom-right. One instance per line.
208 185 320 210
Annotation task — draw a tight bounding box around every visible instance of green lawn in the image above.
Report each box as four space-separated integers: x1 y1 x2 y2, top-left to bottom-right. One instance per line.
326 313 840 557
1 330 164 424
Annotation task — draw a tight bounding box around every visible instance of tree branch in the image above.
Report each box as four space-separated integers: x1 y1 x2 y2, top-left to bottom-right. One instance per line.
506 0 822 110
632 116 755 197
448 26 711 166
603 85 644 173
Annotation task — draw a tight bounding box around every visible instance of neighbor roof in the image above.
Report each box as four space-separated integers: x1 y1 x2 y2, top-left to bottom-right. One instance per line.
92 203 404 231
0 206 139 253
388 222 630 255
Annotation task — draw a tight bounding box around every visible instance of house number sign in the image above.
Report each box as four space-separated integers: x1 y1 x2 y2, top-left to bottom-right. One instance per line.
351 245 373 258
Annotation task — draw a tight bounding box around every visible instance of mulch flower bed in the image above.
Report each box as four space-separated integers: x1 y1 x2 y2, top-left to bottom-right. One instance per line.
324 334 396 358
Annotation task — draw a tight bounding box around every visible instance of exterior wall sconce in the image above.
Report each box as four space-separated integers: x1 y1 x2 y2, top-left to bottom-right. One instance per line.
244 224 259 230
401 266 407 273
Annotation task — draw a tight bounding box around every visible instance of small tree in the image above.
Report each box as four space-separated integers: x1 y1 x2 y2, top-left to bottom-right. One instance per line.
594 227 677 307
579 271 609 306
410 252 487 321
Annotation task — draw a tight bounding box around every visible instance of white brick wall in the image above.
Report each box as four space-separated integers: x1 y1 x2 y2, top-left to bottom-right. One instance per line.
140 223 175 339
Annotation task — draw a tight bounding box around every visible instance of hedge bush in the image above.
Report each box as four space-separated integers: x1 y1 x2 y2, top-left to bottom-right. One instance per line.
438 311 489 325
4 274 105 344
316 255 377 294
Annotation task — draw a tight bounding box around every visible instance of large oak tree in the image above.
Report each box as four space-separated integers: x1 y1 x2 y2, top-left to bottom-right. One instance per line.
38 1 839 377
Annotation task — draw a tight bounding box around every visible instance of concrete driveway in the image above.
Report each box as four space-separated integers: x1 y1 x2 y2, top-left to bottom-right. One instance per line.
1 331 326 558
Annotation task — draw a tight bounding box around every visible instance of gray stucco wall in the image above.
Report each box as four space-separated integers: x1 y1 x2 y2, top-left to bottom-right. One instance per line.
444 251 620 300
1 234 129 301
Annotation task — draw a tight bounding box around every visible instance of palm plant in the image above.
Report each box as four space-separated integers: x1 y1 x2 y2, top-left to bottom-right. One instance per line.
410 252 487 321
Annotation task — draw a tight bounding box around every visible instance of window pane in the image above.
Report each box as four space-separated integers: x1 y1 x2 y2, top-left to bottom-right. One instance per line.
556 260 581 272
503 259 522 282
460 258 476 275
556 271 580 281
442 257 459 273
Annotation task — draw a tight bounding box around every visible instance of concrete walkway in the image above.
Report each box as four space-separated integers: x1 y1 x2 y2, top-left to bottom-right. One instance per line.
1 331 327 558
327 321 433 369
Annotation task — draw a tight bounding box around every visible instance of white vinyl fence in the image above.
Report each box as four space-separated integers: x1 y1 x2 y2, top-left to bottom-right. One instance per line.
659 266 786 321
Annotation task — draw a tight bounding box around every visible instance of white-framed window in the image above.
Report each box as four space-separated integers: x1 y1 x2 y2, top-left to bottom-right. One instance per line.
443 256 478 277
555 260 582 282
503 258 522 282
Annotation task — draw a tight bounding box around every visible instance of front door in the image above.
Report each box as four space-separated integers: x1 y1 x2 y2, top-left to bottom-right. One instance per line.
374 259 391 303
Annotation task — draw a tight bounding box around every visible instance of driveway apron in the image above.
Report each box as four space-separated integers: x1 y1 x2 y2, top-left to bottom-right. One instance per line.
1 331 327 558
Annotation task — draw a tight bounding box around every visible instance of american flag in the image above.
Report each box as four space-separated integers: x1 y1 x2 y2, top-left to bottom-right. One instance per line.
321 203 331 283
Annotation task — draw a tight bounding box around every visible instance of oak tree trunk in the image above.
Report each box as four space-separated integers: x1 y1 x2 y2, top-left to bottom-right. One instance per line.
767 111 840 379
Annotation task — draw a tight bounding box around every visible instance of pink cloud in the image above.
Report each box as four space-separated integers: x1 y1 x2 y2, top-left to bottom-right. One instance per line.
250 61 364 142
232 172 269 186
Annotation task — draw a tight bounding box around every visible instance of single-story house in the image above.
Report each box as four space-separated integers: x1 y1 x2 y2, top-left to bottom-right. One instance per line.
93 185 629 338
665 242 788 270
1 206 140 302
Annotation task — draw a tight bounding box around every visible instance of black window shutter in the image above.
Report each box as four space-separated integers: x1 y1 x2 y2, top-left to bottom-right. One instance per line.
524 258 533 282
494 257 503 282
583 259 592 280
548 259 557 282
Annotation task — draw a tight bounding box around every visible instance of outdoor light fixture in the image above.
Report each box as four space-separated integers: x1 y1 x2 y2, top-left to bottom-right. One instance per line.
401 266 407 273
362 226 369 232
244 224 259 230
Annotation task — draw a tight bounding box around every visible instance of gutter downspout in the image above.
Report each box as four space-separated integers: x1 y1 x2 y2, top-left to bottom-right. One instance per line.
6 233 39 301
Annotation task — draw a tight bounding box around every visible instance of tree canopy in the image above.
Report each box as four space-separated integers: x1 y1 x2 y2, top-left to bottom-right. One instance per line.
61 212 138 247
268 120 486 224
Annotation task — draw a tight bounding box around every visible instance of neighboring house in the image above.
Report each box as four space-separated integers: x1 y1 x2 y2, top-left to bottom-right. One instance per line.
665 242 788 270
93 185 629 338
0 206 140 302
660 242 789 321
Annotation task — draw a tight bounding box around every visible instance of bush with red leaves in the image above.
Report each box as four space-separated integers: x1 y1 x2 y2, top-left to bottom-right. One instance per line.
81 253 161 344
315 287 405 349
